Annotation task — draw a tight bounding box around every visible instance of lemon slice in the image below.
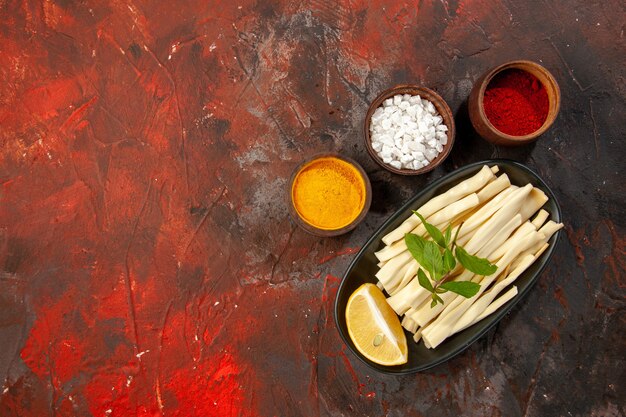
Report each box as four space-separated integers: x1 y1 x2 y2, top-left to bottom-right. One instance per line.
345 283 408 366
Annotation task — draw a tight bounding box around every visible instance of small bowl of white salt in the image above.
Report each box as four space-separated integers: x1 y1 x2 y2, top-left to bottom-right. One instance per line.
364 85 455 175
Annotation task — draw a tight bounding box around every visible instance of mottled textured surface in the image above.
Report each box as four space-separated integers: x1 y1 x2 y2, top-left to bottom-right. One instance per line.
0 1 624 416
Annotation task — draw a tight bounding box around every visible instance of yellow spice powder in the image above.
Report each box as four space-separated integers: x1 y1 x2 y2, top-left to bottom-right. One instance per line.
291 156 366 230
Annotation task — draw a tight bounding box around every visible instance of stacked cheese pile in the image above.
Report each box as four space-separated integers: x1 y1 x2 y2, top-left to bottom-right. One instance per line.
374 165 563 349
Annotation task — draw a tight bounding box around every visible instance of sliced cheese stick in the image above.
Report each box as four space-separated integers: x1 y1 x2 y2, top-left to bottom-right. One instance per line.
517 221 562 256
449 286 518 335
375 251 413 289
453 186 518 243
410 193 480 237
382 260 414 294
452 254 535 333
531 209 549 229
425 230 543 330
405 306 418 319
519 188 548 222
478 214 523 261
438 230 544 325
422 231 545 348
375 193 480 262
513 222 563 266
537 221 563 242
381 165 495 245
421 212 522 304
462 184 533 254
394 280 435 318
428 176 512 247
409 214 523 326
388 261 419 296
387 278 427 316
533 242 549 258
476 174 511 203
402 315 419 333
511 242 550 271
473 286 518 323
409 270 470 326
490 221 537 260
401 266 469 320
413 327 424 343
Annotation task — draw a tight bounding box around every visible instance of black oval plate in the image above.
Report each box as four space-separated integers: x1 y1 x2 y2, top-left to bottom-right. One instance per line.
334 160 562 374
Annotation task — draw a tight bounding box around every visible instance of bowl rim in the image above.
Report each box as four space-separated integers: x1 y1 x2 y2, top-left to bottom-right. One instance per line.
364 84 456 176
476 60 561 142
287 152 372 237
333 159 563 374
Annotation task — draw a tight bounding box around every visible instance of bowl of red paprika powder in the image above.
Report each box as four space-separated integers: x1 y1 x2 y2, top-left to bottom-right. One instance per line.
469 60 560 146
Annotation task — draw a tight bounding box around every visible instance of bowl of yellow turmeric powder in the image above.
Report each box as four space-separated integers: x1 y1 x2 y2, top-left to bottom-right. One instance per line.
289 153 372 237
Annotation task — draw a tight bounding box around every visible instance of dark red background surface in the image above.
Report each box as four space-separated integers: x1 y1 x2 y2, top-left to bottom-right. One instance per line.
1 1 624 416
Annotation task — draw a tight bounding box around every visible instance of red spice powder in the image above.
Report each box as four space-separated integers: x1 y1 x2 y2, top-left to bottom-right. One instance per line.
483 69 549 136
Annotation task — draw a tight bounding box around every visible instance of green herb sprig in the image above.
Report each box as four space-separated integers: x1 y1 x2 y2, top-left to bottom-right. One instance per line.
404 212 498 308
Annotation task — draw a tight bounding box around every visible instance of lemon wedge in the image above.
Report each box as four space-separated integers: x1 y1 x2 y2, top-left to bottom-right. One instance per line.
345 283 408 366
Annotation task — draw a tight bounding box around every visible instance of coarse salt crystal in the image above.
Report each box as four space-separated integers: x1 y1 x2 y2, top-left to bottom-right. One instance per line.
389 160 402 169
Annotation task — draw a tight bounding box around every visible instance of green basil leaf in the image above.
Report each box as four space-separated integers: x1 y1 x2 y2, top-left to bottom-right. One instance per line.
430 298 437 308
443 248 456 274
433 293 444 305
405 233 429 266
413 211 446 248
455 246 498 276
417 268 434 292
423 240 444 280
444 224 452 246
440 281 481 298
